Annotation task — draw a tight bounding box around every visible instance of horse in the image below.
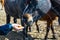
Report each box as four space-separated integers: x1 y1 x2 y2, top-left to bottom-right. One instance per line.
3 0 59 40
0 0 4 10
25 0 60 32
3 0 37 39
33 0 60 33
4 0 33 39
21 0 60 40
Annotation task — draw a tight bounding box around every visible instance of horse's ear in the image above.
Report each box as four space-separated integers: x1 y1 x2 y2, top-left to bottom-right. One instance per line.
23 13 32 19
23 13 29 19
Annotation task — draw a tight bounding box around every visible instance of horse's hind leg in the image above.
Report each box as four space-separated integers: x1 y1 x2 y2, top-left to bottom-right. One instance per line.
13 17 17 23
51 21 56 39
44 21 50 40
6 14 10 24
35 20 39 33
58 17 60 25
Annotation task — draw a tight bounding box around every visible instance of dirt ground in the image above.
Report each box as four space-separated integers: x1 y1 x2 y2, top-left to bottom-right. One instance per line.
0 4 60 40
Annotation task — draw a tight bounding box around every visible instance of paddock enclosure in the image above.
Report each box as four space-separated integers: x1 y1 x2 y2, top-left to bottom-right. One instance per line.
0 0 60 40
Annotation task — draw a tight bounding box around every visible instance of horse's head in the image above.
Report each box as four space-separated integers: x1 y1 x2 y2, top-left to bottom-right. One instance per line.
21 13 33 26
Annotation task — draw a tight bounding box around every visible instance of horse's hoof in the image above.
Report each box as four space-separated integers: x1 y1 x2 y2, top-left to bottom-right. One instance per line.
53 36 56 39
36 29 39 33
25 37 29 40
44 36 48 40
38 31 40 33
44 38 47 40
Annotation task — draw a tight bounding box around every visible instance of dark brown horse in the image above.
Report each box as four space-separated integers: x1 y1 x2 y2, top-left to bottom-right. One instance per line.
36 9 57 39
21 0 60 40
22 9 57 40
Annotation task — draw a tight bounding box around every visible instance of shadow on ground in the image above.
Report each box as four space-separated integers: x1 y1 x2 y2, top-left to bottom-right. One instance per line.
0 31 57 40
0 31 34 40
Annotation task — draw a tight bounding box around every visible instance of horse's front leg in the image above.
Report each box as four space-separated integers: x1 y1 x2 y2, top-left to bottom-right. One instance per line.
35 20 39 33
21 19 28 40
23 26 28 40
13 17 17 23
6 14 10 24
44 21 50 40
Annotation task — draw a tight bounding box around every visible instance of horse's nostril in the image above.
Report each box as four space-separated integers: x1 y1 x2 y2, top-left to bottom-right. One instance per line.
29 21 33 23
